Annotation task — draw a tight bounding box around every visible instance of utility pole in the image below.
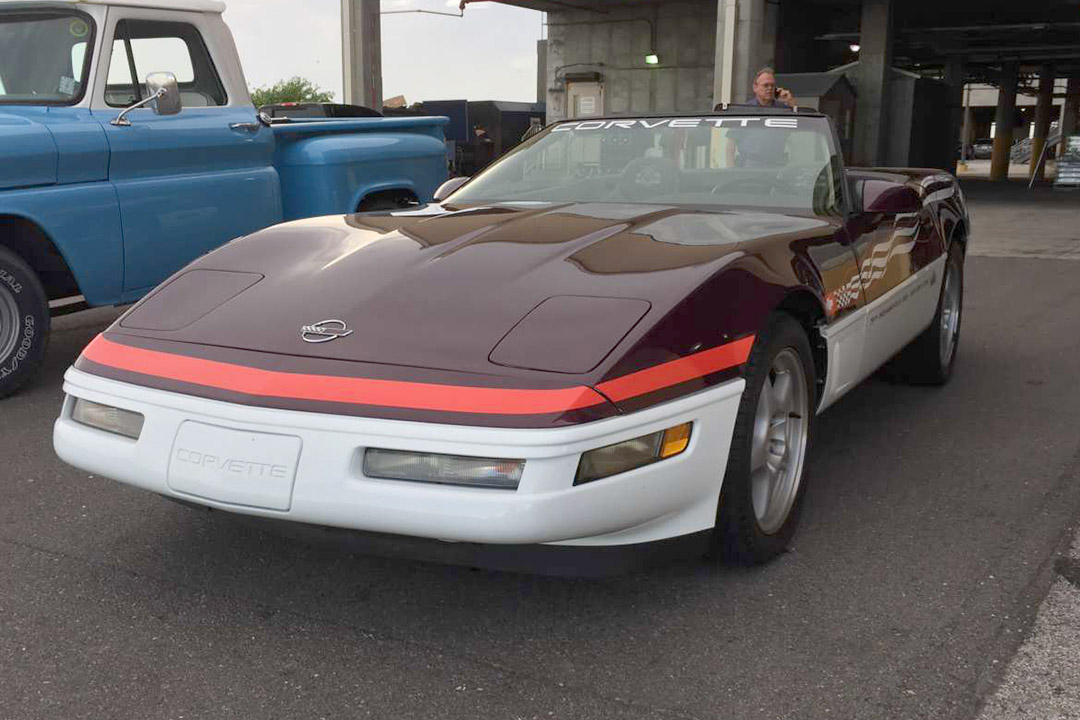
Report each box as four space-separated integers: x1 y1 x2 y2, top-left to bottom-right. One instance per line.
341 0 382 110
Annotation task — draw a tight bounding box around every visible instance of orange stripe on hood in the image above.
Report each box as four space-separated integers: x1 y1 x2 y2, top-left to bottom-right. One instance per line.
79 333 755 415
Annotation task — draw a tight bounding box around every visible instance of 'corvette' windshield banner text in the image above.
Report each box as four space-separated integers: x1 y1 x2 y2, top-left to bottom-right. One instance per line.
552 117 800 132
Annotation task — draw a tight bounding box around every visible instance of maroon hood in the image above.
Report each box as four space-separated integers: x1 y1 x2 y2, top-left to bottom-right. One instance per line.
114 203 833 380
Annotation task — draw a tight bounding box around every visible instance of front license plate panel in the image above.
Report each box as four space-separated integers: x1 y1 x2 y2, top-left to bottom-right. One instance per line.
167 422 301 511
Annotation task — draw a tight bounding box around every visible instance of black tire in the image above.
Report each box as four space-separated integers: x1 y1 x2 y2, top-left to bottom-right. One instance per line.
355 190 420 213
0 246 50 399
882 242 964 386
713 313 816 565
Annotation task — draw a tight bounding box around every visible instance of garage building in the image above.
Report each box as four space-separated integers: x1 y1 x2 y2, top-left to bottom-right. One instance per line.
342 0 1080 179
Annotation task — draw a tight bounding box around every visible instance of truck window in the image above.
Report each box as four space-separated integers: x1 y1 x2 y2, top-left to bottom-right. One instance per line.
0 10 95 105
105 19 226 108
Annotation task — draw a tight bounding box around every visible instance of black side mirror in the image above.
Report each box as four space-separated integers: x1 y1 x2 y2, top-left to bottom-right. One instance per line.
862 180 921 214
433 176 470 203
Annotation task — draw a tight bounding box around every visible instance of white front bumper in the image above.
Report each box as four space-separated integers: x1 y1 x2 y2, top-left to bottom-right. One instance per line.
54 368 744 547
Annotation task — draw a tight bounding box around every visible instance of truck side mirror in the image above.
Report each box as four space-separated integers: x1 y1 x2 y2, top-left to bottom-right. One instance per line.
110 72 183 127
433 176 470 202
146 72 182 116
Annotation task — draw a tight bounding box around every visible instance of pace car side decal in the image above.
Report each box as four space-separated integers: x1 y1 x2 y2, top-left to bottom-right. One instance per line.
78 334 755 417
825 217 921 316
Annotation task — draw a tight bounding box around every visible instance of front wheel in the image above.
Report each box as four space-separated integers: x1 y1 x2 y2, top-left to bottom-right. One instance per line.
713 313 816 564
0 246 50 399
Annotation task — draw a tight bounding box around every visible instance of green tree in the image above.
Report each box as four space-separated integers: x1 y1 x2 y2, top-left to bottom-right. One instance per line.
250 76 335 108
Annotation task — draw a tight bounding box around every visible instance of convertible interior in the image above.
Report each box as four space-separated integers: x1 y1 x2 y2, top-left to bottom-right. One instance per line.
458 122 845 215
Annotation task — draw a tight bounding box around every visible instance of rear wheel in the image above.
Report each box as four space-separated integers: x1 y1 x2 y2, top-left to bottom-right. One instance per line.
884 242 964 385
713 313 815 564
0 246 50 399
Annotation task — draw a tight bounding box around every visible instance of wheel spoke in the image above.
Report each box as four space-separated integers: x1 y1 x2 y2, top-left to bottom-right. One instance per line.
751 376 774 471
758 374 775 423
751 465 772 520
772 370 793 415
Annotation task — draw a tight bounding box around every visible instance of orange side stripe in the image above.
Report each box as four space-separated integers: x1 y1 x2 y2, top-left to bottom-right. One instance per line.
81 336 607 416
596 335 755 402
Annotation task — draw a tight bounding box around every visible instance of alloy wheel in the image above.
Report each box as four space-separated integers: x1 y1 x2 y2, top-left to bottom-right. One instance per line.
750 348 810 535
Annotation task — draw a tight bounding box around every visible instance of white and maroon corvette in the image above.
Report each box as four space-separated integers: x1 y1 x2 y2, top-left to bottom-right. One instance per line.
53 109 968 572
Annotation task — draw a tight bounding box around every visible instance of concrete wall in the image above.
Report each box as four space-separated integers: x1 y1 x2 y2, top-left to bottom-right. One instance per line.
544 1 717 122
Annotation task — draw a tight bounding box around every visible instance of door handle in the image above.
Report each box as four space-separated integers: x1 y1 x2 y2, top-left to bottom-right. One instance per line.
229 122 261 133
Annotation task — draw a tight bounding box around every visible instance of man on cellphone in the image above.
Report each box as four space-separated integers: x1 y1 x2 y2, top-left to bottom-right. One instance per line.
748 67 793 107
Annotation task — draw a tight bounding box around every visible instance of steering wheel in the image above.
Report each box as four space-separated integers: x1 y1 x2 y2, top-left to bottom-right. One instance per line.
618 157 680 202
711 174 796 197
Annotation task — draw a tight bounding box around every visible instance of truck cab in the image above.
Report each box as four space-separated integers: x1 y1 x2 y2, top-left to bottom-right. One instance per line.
0 0 448 397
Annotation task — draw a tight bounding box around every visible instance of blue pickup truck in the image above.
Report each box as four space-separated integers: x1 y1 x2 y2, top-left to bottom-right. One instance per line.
0 0 448 397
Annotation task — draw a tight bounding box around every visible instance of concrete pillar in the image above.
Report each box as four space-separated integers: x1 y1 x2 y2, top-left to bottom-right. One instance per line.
536 39 548 105
853 0 894 167
341 0 382 110
990 63 1019 182
760 0 780 74
712 0 770 107
1030 65 1055 180
1059 77 1079 156
961 89 973 161
944 59 965 173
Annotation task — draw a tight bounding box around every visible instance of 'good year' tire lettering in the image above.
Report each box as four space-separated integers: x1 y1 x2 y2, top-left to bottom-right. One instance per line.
0 269 22 294
0 316 36 380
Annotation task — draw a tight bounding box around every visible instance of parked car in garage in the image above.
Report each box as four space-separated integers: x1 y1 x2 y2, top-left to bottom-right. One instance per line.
971 138 994 159
54 108 969 573
0 0 447 397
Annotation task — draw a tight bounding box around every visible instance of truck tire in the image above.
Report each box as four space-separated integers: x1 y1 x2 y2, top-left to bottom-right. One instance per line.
713 313 816 565
0 246 50 399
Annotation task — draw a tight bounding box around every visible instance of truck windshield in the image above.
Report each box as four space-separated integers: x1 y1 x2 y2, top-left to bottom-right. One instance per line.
449 115 845 215
0 11 94 105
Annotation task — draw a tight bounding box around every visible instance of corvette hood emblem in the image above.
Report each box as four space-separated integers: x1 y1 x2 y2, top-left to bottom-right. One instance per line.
300 319 353 344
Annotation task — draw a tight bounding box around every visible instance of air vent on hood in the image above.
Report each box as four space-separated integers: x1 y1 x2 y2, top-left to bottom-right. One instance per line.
121 270 263 332
489 295 651 375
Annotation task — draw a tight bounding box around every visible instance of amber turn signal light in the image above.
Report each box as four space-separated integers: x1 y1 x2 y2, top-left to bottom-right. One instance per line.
575 422 693 485
660 422 692 459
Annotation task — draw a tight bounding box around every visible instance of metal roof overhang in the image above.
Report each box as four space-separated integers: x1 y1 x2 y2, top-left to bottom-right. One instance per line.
0 0 226 12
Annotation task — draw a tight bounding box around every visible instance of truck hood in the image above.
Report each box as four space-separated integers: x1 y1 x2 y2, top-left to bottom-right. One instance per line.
113 203 834 379
0 112 57 190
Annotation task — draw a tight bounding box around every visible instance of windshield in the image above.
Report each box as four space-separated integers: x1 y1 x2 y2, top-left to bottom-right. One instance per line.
450 115 845 215
0 11 95 105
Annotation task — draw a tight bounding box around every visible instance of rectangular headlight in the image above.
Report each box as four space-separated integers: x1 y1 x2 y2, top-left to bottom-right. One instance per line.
71 398 144 440
575 422 692 486
363 448 525 490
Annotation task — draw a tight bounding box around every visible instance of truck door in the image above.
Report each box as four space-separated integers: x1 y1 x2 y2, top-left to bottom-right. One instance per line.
94 12 281 295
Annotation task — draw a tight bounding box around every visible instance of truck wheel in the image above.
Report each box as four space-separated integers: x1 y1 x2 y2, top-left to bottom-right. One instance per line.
713 313 815 565
0 246 50 399
883 241 964 386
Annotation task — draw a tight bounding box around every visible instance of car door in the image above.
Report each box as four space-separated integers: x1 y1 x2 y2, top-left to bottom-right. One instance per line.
94 10 281 295
845 173 946 377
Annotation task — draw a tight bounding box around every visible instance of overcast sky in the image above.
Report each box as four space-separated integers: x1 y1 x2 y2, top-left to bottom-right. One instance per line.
222 0 543 104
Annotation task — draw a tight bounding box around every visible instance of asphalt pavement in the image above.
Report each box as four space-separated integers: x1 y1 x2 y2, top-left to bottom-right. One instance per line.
3 182 1080 720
